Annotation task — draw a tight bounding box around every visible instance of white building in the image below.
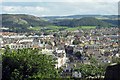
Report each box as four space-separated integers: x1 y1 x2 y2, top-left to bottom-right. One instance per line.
7 38 41 49
0 37 3 48
72 71 82 78
41 48 67 68
8 43 33 49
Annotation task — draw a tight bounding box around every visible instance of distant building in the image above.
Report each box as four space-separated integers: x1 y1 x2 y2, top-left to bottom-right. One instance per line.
8 43 33 49
72 71 82 78
41 48 67 68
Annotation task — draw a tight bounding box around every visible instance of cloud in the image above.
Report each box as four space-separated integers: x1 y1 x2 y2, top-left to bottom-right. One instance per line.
53 2 118 15
2 5 49 16
2 6 48 12
3 6 18 12
0 0 3 3
3 0 120 2
2 2 118 16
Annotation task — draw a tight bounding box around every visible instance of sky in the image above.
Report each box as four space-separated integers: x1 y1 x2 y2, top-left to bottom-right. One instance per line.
1 0 119 17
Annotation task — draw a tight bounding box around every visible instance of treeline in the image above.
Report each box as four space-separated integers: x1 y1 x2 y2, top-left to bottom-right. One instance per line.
53 17 113 27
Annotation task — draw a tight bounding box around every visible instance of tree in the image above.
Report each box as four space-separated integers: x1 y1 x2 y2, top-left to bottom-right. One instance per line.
72 39 80 45
2 48 60 80
69 56 74 62
74 64 105 78
65 46 73 55
90 57 98 65
112 57 120 64
74 51 82 60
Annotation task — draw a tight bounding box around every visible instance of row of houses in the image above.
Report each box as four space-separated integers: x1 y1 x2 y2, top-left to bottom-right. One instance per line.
0 27 119 70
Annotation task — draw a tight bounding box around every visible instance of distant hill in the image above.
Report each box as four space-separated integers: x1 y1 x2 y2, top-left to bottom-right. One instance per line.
43 15 118 20
103 20 118 26
1 14 51 32
1 14 118 32
44 15 118 27
53 17 113 27
2 14 51 28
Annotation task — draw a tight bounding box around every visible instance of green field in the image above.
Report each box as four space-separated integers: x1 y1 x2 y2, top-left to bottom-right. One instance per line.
66 26 96 31
28 26 96 32
28 26 41 31
81 26 96 29
65 27 80 31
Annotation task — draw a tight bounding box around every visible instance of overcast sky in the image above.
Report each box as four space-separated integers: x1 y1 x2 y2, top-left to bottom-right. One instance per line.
1 0 119 16
2 0 120 2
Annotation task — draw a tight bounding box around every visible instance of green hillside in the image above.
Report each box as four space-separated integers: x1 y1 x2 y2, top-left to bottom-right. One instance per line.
1 14 116 33
2 14 51 32
53 17 113 27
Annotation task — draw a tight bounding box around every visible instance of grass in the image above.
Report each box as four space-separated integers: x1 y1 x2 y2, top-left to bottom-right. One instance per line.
66 27 80 31
45 26 68 32
66 26 96 31
28 26 41 31
27 26 96 32
46 26 67 29
81 26 96 29
0 49 4 61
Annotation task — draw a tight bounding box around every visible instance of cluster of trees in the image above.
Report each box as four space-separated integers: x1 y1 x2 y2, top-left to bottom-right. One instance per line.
74 64 105 78
111 57 120 64
74 51 82 60
72 39 82 45
2 47 119 80
2 48 60 80
53 17 112 27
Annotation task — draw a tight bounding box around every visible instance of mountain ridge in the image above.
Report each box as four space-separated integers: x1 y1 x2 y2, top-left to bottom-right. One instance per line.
1 14 118 32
